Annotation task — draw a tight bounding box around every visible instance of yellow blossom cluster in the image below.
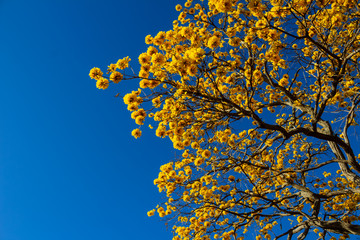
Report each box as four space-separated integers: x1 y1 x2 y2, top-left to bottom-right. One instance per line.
89 57 131 89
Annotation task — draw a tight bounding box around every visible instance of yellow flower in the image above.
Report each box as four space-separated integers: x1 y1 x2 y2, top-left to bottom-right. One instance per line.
138 53 151 65
187 65 198 76
139 69 149 79
175 4 182 11
131 129 142 139
139 79 150 88
135 116 145 125
183 195 190 202
147 209 155 217
116 57 131 70
191 142 200 149
173 141 184 150
180 27 193 38
202 150 211 158
127 103 138 111
147 46 158 56
152 53 166 65
207 35 221 49
131 109 146 119
96 78 109 90
89 67 103 80
244 35 253 44
141 64 151 73
255 19 266 28
215 0 233 12
109 71 123 83
153 31 166 46
145 35 153 44
175 45 184 54
229 37 241 47
156 126 166 138
278 77 288 87
123 93 137 105
194 158 204 166
188 47 205 61
107 64 117 73
152 97 161 107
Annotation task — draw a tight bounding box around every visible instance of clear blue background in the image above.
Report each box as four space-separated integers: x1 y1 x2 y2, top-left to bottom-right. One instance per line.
0 0 178 239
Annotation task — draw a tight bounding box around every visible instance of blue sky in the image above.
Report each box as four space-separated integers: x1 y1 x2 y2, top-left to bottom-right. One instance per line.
0 0 178 239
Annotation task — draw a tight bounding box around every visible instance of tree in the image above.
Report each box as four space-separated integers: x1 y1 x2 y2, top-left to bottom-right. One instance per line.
90 0 360 239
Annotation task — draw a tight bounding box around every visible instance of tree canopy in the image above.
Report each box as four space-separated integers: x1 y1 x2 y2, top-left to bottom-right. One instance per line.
90 0 360 239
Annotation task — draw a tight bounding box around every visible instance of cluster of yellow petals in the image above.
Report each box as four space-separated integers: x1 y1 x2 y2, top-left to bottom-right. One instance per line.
89 57 131 89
